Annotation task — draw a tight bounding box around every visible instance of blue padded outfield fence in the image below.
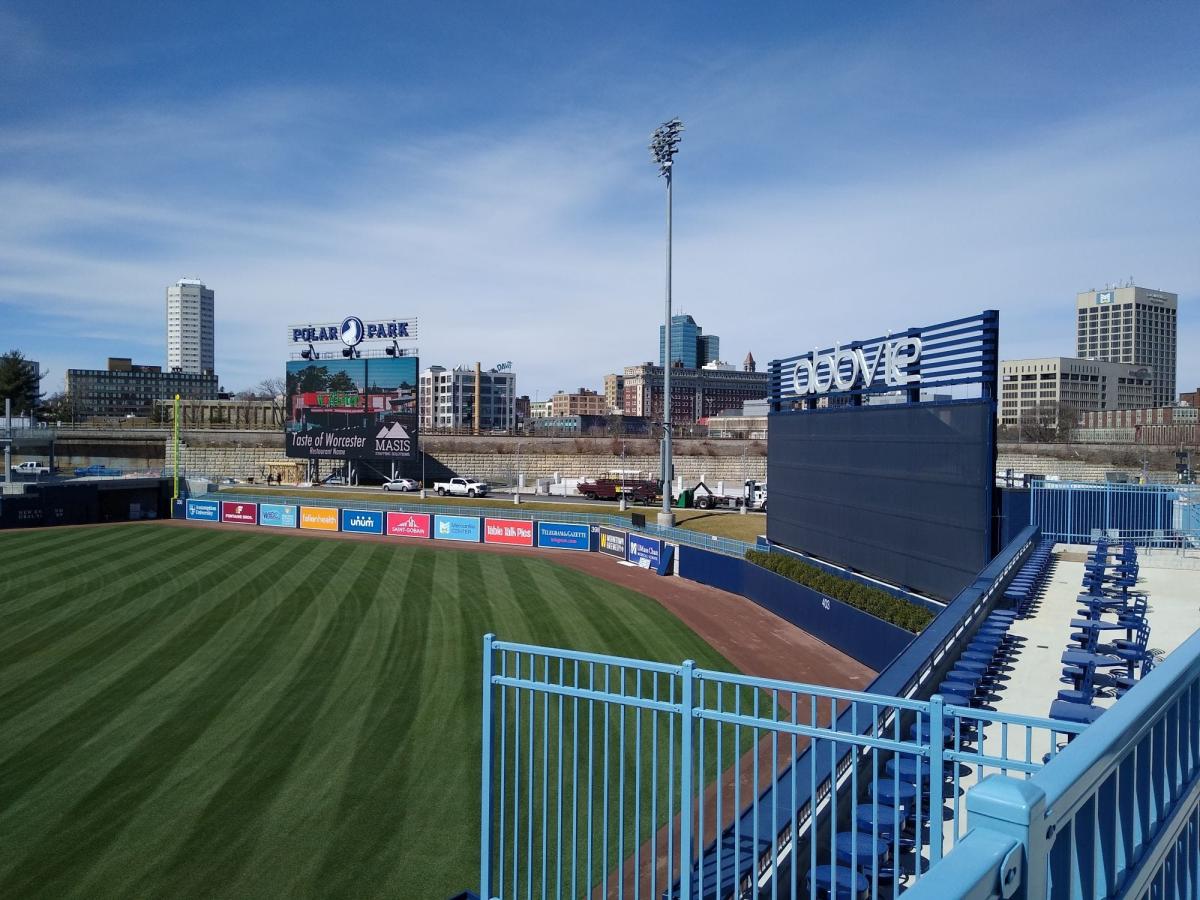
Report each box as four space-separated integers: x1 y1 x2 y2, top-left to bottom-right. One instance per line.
208 490 757 558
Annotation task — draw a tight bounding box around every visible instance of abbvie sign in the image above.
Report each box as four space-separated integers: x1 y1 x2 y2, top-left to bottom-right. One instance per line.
790 336 922 396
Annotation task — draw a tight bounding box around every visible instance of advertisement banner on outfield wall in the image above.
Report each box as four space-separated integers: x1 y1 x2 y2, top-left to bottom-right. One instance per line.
626 533 662 568
536 521 591 551
598 526 627 559
340 508 384 535
433 514 482 543
483 518 534 547
185 498 220 521
386 511 431 538
221 501 258 525
259 503 298 528
300 506 339 531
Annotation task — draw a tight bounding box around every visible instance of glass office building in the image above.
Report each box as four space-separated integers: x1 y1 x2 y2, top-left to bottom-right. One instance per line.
658 315 719 369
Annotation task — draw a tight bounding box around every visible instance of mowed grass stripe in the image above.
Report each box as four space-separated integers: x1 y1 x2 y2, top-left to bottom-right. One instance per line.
0 535 340 898
0 529 301 749
68 537 362 900
0 525 166 604
141 542 391 899
0 526 138 581
0 528 232 673
0 525 735 899
309 545 436 895
0 530 297 817
31 538 363 900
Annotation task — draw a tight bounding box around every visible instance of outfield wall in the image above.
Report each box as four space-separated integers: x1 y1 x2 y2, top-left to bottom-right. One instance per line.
178 497 676 570
676 545 912 670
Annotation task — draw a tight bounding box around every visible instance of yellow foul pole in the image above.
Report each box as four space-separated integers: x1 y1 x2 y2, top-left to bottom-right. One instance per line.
172 393 180 501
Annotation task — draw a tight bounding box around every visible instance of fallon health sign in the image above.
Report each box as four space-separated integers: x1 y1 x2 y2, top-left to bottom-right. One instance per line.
484 518 534 547
221 501 258 525
340 508 384 535
300 506 340 531
386 511 431 538
536 521 590 551
259 503 298 528
185 498 220 521
434 514 482 543
626 533 663 568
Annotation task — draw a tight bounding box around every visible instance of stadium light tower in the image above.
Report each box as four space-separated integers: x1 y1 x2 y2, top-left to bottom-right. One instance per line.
650 117 683 527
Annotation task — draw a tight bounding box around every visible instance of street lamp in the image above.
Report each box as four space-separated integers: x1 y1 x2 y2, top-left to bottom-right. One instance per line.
650 117 683 527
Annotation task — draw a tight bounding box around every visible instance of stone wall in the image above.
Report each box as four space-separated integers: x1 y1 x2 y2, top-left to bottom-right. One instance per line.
996 451 1176 484
175 444 768 485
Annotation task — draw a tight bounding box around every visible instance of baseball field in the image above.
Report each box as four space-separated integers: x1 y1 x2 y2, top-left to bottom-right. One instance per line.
0 523 733 899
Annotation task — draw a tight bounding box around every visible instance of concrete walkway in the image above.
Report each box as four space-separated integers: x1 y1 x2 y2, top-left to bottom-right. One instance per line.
990 544 1200 723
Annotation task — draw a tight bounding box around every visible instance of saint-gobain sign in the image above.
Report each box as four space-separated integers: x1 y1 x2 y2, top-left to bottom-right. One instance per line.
289 316 418 346
789 337 922 396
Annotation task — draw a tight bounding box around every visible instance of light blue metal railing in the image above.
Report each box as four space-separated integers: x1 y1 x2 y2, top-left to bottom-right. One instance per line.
478 636 1081 900
904 628 1200 900
1030 481 1200 548
209 489 758 557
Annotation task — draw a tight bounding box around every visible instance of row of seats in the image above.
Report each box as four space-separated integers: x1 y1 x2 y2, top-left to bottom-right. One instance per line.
1050 539 1155 726
1002 538 1055 618
808 611 1022 898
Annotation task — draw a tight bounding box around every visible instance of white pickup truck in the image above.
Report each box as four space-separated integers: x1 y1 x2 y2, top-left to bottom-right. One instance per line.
11 460 51 476
434 477 489 498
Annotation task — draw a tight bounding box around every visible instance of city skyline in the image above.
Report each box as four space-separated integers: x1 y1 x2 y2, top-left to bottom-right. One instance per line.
2 2 1197 398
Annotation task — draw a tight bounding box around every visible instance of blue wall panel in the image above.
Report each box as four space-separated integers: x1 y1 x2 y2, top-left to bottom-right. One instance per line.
767 399 995 600
677 545 912 671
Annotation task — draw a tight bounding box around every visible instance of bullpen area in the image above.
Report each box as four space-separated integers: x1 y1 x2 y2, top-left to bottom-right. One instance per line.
0 523 735 899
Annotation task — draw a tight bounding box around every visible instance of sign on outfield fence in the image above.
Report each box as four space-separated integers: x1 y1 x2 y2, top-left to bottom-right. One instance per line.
386 511 431 538
626 533 662 568
259 503 298 528
536 521 591 551
185 498 220 521
598 526 627 559
340 508 384 534
300 506 339 531
221 501 258 525
433 514 481 543
483 518 534 547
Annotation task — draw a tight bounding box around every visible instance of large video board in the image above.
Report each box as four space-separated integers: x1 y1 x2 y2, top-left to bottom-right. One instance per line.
285 356 419 460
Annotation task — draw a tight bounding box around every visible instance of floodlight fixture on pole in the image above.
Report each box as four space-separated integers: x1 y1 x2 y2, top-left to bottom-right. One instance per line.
649 117 683 527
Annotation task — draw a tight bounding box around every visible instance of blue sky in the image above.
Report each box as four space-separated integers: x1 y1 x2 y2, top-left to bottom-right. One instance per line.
2 1 1198 399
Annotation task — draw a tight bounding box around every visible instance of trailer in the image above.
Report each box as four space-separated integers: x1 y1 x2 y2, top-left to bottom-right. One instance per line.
691 479 767 511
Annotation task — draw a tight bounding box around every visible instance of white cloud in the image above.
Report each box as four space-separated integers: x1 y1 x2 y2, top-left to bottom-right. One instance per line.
1 63 1197 401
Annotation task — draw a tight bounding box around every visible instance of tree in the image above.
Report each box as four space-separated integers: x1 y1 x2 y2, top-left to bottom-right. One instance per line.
0 350 41 414
256 377 286 398
40 390 72 424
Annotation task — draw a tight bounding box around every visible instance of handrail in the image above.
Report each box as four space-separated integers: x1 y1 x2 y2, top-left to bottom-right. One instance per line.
1036 627 1200 823
904 626 1200 900
679 526 1041 897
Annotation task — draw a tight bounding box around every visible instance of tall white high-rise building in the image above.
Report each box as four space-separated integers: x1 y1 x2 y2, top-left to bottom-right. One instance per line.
166 277 215 374
1076 284 1177 407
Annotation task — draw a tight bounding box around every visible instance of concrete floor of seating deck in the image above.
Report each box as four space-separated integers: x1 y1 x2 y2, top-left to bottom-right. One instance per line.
987 545 1200 725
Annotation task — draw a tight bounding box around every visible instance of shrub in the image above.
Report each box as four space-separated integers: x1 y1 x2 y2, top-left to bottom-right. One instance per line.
744 550 934 633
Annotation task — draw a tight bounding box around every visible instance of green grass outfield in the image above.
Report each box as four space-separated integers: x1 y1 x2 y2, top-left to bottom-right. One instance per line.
0 523 732 899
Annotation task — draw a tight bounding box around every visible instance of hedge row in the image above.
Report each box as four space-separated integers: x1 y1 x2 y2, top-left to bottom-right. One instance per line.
744 550 935 633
